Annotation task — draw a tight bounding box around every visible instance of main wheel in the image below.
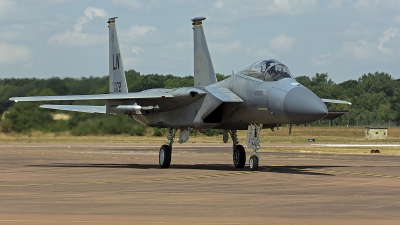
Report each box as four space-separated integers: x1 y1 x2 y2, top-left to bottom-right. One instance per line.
159 145 171 168
249 155 259 171
233 144 246 168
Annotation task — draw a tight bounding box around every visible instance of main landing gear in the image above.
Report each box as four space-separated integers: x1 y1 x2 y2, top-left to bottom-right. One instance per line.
229 130 246 168
159 125 263 171
159 128 176 168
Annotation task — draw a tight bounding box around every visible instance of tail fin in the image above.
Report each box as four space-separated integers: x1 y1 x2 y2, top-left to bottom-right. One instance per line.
108 17 128 93
192 17 217 87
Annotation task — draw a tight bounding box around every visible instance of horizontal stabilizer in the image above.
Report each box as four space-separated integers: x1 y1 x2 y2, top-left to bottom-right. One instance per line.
321 99 352 105
10 92 173 102
40 105 107 114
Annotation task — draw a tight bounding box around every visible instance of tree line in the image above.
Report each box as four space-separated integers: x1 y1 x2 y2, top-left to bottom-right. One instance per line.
296 72 399 126
0 70 398 135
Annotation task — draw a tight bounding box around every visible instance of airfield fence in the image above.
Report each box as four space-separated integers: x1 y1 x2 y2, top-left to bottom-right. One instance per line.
306 120 398 128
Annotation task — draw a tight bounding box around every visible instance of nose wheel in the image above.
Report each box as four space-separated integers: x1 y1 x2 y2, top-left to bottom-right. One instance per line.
249 155 259 171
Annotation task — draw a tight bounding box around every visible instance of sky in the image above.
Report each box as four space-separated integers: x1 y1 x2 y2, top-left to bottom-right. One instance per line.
0 0 399 83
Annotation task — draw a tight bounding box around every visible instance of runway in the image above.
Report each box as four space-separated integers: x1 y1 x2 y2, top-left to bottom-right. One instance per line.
1 143 400 225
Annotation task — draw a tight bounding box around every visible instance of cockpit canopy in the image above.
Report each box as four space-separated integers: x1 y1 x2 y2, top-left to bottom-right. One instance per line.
239 59 294 81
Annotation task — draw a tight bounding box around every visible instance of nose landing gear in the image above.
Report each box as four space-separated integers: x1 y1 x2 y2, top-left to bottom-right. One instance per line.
226 124 263 171
247 124 263 171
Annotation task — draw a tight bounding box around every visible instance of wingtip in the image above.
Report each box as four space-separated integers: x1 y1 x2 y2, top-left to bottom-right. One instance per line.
9 98 17 102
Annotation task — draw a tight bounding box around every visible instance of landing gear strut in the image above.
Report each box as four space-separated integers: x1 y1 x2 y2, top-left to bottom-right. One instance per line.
159 128 176 168
247 124 263 171
229 130 246 168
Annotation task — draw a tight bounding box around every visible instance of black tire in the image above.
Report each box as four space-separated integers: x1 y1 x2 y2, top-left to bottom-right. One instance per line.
249 155 259 171
159 145 171 168
233 145 246 168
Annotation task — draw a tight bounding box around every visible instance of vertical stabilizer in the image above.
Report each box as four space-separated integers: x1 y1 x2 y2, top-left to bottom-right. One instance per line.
192 17 217 87
108 17 128 93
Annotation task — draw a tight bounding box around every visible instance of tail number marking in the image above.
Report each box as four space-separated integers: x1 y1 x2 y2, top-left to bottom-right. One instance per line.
113 82 122 92
112 53 120 70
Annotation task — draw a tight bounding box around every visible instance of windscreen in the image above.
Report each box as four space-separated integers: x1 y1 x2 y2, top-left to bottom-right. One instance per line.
239 59 293 81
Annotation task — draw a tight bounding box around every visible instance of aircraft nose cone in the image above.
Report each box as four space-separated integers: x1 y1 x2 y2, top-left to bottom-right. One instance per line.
283 87 328 124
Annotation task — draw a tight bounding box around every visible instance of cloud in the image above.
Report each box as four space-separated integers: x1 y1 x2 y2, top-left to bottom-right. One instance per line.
328 0 351 9
0 43 32 64
352 0 381 10
342 40 372 59
48 7 108 47
213 0 223 8
131 46 142 55
312 53 332 66
22 62 34 69
112 0 193 11
342 26 364 38
124 56 142 68
176 25 191 38
0 0 17 18
111 0 144 11
245 45 276 59
377 27 398 55
209 40 242 55
0 25 26 41
207 26 233 40
350 0 400 14
269 34 295 51
210 0 317 20
119 25 156 41
73 7 108 32
49 31 107 47
176 41 191 49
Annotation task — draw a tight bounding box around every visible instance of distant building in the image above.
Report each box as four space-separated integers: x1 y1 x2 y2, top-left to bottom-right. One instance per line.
365 127 387 140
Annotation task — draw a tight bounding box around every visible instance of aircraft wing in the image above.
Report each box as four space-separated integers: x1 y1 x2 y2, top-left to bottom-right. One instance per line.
9 92 173 102
10 88 207 113
321 99 352 105
40 105 107 114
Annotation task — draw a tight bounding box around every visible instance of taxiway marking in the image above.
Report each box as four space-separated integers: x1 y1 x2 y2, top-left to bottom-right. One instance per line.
298 168 400 179
0 220 262 225
0 171 259 187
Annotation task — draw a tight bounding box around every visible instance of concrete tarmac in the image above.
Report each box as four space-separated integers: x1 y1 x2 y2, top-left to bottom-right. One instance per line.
0 143 400 225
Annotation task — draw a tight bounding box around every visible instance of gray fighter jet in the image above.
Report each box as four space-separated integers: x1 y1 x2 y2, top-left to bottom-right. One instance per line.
10 17 351 171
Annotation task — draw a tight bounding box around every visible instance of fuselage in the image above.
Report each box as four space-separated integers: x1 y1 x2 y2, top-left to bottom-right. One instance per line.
133 61 328 130
212 74 328 129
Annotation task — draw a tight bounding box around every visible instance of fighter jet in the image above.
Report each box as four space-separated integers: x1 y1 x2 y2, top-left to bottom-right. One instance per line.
9 17 351 171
